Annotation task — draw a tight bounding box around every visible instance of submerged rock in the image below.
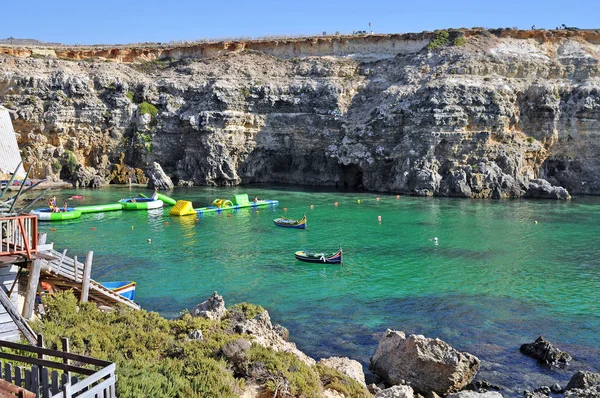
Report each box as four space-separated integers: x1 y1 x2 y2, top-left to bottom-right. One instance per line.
519 336 572 367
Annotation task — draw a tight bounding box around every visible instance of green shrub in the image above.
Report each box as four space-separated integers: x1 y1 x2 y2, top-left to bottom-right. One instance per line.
64 150 78 173
453 37 467 46
34 291 242 397
527 136 535 143
126 91 134 102
316 363 371 397
138 102 158 118
248 345 321 397
228 302 264 319
427 30 450 50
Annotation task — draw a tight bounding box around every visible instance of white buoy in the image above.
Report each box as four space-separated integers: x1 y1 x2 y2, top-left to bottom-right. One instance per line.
147 238 152 244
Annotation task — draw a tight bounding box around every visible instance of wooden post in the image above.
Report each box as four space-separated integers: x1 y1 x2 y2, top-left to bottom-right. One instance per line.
22 235 46 319
61 337 70 380
73 256 77 283
80 251 93 303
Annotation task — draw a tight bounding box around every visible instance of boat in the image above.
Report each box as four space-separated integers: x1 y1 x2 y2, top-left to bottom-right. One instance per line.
170 193 278 216
294 248 343 264
69 195 85 199
119 197 164 210
100 281 136 300
30 208 82 221
274 214 307 229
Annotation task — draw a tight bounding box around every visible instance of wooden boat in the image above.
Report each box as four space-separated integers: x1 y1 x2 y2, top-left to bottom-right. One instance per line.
294 248 342 264
274 214 306 229
100 281 136 300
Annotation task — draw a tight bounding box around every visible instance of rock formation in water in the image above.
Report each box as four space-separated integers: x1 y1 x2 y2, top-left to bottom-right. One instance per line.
1 28 599 198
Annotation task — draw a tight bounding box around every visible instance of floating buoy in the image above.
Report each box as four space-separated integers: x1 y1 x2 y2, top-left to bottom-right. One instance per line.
227 213 232 217
131 226 135 230
357 199 361 204
195 218 199 222
90 227 96 230
164 222 169 225
310 205 314 210
49 228 56 232
376 197 380 201
284 208 288 212
377 215 382 223
433 237 438 245
534 221 538 224
396 195 400 199
334 202 338 207
147 238 152 243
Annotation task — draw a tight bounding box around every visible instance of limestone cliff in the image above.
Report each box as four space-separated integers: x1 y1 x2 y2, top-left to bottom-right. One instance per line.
1 28 599 198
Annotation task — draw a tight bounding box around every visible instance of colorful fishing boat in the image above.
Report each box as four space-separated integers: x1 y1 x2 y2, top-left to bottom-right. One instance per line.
30 208 82 221
294 248 343 264
274 214 307 229
100 281 136 300
119 197 164 210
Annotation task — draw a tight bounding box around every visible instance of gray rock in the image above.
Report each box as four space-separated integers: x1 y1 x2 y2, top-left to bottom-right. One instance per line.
446 392 503 398
318 356 367 387
520 336 572 366
146 161 174 190
375 385 415 398
232 309 315 366
191 291 226 321
566 371 600 390
370 330 480 395
187 329 203 341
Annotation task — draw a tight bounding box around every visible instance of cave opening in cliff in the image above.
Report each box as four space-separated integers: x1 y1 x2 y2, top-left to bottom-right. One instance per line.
340 164 364 190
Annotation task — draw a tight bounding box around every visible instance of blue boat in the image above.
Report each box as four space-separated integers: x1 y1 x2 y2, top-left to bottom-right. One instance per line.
100 281 136 300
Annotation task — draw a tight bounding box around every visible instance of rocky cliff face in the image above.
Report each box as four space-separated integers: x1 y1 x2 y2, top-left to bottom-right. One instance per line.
1 29 599 198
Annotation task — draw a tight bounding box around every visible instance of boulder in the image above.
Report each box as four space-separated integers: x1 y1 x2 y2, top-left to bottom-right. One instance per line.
566 371 600 390
318 356 367 387
232 310 315 366
369 330 480 395
187 329 203 341
191 291 226 321
525 178 571 200
375 385 415 398
146 162 174 190
519 336 572 366
446 392 503 398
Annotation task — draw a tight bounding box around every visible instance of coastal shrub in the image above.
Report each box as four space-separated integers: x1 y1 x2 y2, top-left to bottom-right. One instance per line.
33 291 244 397
527 136 535 143
229 302 265 319
248 345 321 397
126 91 134 102
138 102 158 118
453 37 467 46
64 150 78 173
316 363 371 397
427 30 450 50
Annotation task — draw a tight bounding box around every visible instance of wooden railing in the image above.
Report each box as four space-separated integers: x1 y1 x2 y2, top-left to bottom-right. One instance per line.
0 336 116 398
0 215 38 258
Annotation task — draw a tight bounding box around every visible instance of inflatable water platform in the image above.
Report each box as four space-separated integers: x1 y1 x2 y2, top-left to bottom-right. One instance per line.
170 193 278 216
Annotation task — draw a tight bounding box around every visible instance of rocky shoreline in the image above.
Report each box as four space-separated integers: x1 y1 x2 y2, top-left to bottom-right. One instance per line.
1 29 599 199
194 292 600 398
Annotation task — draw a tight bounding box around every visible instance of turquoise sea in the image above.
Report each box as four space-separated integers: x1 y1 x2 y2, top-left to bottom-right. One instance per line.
37 186 600 394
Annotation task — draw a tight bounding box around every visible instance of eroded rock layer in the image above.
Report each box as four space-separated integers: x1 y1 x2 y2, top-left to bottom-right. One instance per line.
1 29 599 197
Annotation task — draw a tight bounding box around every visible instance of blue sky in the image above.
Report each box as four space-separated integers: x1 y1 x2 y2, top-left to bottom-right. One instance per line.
2 0 598 45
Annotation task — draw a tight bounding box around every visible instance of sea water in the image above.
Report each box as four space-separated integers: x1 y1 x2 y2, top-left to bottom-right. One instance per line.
38 185 600 394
